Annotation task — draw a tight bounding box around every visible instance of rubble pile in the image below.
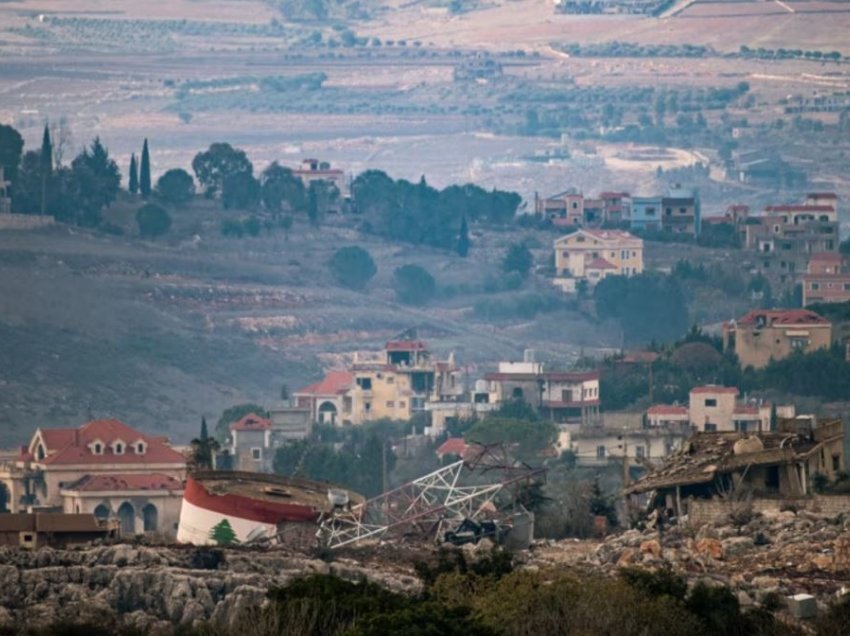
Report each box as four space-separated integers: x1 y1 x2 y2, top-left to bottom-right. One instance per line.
0 543 420 634
585 508 850 605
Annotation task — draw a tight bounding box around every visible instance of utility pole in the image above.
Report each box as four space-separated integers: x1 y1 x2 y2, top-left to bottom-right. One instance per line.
648 362 654 405
622 438 630 488
382 439 388 495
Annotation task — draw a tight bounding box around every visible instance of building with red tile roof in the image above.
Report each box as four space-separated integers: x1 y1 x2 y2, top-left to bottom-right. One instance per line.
554 228 643 293
0 419 186 536
724 309 832 370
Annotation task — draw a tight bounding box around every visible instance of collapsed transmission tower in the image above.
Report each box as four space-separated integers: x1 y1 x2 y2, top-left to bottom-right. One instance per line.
318 444 545 549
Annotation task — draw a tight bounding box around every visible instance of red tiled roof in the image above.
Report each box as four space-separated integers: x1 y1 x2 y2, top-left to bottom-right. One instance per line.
436 438 467 458
586 258 617 270
582 229 639 241
807 192 837 199
764 205 835 213
736 309 830 327
386 340 427 352
296 370 353 396
63 473 182 493
37 419 186 466
484 371 599 382
621 351 659 364
230 413 271 432
41 428 77 449
647 405 689 416
733 406 760 416
691 386 739 395
600 191 629 199
809 252 842 263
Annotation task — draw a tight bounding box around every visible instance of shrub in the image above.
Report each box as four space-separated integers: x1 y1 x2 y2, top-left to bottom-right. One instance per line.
135 203 171 238
329 246 377 290
393 264 436 305
155 168 195 205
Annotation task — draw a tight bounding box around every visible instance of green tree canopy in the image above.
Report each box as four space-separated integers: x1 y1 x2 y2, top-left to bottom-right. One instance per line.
128 153 138 194
261 162 306 213
466 417 557 460
136 203 172 239
594 273 689 346
222 171 260 210
329 246 377 290
502 243 533 277
392 264 436 305
155 168 195 205
68 137 121 227
140 138 151 198
192 142 253 197
215 403 266 441
0 123 24 183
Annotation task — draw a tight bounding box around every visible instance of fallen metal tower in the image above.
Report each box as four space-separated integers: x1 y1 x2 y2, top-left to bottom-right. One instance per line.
318 444 545 549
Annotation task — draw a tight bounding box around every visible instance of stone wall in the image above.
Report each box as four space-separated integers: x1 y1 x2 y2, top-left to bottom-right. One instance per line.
688 495 850 526
0 214 54 231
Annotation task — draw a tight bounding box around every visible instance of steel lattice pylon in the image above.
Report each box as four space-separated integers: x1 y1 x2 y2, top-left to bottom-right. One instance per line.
318 444 544 549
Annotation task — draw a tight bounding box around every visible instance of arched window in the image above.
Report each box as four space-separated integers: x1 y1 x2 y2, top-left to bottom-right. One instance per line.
93 504 110 520
117 502 135 535
36 445 46 461
142 503 158 532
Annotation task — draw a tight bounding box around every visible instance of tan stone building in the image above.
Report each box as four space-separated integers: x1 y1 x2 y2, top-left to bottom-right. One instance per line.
294 340 463 427
0 419 186 536
723 309 832 370
553 229 643 292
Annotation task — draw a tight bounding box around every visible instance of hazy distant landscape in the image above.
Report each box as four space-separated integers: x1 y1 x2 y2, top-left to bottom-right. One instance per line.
2 0 850 444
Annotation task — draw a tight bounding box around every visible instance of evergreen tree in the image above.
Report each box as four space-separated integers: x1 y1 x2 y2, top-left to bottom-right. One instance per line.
457 216 470 257
140 138 151 198
39 125 52 216
128 153 138 194
200 416 209 442
190 416 219 471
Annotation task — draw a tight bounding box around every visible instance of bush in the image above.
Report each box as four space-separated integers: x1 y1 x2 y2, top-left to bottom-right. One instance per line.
155 168 195 205
502 243 533 277
135 203 171 238
393 264 436 305
329 246 377 290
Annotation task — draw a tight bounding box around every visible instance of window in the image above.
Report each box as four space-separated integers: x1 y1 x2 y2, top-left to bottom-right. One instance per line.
114 443 124 455
679 207 687 214
251 448 262 461
844 284 850 292
735 421 748 432
93 443 103 455
790 337 808 349
386 376 395 384
665 207 672 216
704 423 717 432
136 442 146 455
386 401 395 408
811 283 820 291
635 446 645 459
399 401 406 408
833 455 841 472
364 402 372 413
704 398 717 407
596 445 606 459
621 249 628 259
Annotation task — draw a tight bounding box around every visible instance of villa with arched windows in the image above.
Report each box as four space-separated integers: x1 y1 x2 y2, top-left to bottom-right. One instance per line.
0 419 186 536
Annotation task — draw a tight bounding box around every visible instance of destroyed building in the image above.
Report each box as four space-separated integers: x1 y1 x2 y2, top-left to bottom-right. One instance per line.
626 418 849 518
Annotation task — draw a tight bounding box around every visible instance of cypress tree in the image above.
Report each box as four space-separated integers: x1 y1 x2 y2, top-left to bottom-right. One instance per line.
457 216 470 257
200 416 209 442
128 153 138 194
39 124 52 216
140 138 151 198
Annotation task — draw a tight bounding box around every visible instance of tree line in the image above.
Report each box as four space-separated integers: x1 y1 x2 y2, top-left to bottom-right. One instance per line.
0 122 521 247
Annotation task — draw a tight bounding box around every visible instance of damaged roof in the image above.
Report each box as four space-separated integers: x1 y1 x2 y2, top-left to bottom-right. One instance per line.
625 430 830 495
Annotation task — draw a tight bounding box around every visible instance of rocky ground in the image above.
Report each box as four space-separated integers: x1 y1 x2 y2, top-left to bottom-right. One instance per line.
0 543 420 635
1 508 847 634
531 507 850 612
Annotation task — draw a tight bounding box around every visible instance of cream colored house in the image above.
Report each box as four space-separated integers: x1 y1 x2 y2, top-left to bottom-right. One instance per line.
295 340 463 426
553 229 644 292
0 419 186 536
723 309 832 370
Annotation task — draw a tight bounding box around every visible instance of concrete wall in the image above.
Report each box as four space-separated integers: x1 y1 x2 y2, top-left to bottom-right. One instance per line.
687 495 850 527
735 324 832 370
0 215 54 231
